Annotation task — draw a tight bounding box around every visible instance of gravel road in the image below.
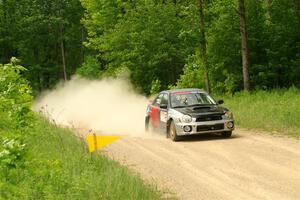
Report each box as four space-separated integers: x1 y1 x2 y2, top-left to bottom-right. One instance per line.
102 129 300 200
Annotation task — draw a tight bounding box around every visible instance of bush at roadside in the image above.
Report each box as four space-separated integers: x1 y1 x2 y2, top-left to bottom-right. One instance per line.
222 88 300 138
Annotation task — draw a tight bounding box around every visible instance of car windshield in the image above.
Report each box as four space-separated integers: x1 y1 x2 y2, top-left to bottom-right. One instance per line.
170 92 216 108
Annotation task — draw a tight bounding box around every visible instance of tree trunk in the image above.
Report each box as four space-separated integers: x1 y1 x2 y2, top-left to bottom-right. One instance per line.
81 27 85 64
60 25 67 81
197 0 211 93
239 0 251 91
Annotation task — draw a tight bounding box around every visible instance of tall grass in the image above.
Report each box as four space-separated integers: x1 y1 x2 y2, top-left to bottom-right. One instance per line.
222 87 300 138
0 117 163 200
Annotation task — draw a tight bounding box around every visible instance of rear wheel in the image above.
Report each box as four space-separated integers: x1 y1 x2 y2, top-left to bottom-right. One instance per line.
222 131 232 138
169 121 180 141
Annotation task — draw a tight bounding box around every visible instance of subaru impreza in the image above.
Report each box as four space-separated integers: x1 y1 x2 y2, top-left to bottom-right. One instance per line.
145 89 234 141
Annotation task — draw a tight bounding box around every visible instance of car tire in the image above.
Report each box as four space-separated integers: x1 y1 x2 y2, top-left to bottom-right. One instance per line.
169 121 180 141
222 131 232 138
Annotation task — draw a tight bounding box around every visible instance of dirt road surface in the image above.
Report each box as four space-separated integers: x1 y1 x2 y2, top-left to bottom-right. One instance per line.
102 129 300 200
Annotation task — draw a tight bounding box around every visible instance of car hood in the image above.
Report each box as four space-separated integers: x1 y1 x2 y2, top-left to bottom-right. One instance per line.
173 105 228 117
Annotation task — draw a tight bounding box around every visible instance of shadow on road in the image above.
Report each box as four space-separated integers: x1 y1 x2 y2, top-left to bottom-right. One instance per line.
179 133 241 142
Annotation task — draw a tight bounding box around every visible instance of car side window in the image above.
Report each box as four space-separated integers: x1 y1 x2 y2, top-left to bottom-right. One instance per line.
161 94 168 106
153 94 163 106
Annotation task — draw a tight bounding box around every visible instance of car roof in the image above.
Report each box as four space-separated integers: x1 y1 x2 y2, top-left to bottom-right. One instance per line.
160 88 206 94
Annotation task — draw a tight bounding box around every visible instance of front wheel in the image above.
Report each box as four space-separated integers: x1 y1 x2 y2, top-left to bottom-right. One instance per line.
222 131 232 138
169 121 180 141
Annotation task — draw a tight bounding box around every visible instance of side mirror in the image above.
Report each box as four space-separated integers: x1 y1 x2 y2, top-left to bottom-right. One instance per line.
217 100 224 105
160 104 168 109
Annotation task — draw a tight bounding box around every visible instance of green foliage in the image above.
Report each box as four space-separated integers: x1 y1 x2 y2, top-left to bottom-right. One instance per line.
0 59 162 199
81 1 196 94
1 0 300 94
204 0 244 93
0 59 32 169
206 0 300 93
0 118 162 200
0 57 33 128
0 0 84 92
0 138 26 168
150 79 162 95
76 56 102 79
222 87 300 138
172 54 205 90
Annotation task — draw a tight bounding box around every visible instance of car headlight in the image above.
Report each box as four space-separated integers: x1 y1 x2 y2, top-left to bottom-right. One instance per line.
222 111 233 120
181 115 192 123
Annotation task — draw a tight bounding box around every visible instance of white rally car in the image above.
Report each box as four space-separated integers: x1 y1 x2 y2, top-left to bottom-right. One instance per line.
145 89 234 141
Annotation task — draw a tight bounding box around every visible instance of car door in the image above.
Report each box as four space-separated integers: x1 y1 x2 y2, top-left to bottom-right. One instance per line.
159 93 169 131
150 94 163 128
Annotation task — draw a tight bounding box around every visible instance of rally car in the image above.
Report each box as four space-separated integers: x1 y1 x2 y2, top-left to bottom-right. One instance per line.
145 88 234 141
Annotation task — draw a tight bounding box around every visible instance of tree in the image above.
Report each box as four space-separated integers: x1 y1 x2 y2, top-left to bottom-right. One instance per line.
0 0 84 92
238 0 251 91
81 1 191 94
2 0 299 95
295 0 300 34
60 25 67 81
0 0 18 63
197 0 211 93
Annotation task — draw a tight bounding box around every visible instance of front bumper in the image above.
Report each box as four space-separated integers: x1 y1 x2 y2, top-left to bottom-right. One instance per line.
175 119 234 136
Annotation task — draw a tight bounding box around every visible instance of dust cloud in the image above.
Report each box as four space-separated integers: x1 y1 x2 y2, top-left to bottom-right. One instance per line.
33 77 155 137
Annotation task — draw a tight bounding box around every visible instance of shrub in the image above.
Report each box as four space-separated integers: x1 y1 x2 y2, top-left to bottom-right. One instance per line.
223 87 300 137
0 138 26 168
171 54 205 89
150 79 161 95
0 57 33 128
76 56 102 79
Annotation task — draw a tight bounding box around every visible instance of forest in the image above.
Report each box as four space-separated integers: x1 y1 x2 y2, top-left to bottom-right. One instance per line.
1 1 300 199
1 0 299 95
